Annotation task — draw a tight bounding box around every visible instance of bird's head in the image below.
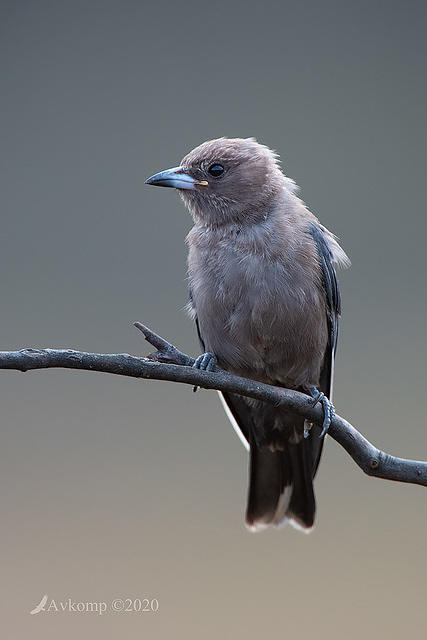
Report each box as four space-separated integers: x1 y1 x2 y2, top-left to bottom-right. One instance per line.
145 137 288 226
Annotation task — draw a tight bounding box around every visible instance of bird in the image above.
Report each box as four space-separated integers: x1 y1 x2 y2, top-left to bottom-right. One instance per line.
145 137 349 532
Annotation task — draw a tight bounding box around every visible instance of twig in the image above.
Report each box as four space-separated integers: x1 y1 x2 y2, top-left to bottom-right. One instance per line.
0 323 425 487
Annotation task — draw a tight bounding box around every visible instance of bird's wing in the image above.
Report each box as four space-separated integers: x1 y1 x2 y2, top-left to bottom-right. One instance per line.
188 288 251 449
218 391 250 450
188 288 205 350
308 223 343 473
309 222 342 396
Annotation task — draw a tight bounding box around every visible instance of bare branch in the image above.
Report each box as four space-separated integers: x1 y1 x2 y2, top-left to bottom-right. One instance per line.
0 323 425 487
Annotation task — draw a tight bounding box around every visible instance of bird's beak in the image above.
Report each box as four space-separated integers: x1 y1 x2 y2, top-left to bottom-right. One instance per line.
145 166 208 190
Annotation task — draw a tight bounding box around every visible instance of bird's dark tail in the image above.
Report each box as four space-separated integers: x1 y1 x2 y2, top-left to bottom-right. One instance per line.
246 425 316 532
220 392 320 532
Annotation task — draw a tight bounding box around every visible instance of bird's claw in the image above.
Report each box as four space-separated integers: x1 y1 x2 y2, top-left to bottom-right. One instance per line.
192 352 217 372
308 386 335 438
192 352 217 392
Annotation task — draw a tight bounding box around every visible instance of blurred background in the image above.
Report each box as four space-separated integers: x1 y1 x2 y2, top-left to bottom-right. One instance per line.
1 0 426 637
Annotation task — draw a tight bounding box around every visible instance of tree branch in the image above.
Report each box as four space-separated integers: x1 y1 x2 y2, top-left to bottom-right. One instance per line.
0 322 425 487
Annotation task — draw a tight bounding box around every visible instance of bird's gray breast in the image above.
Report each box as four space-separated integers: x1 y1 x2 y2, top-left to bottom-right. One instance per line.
187 226 327 388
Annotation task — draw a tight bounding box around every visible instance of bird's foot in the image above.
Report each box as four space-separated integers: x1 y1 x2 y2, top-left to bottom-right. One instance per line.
307 386 335 438
192 352 217 392
192 352 217 372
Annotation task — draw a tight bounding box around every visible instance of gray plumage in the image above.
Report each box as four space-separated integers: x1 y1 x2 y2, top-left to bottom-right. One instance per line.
146 137 350 532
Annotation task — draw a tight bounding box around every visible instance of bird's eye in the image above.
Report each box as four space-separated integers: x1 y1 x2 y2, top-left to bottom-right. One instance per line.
208 164 225 177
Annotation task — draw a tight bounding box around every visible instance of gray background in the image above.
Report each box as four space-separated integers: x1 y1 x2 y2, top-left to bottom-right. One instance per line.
1 0 426 637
